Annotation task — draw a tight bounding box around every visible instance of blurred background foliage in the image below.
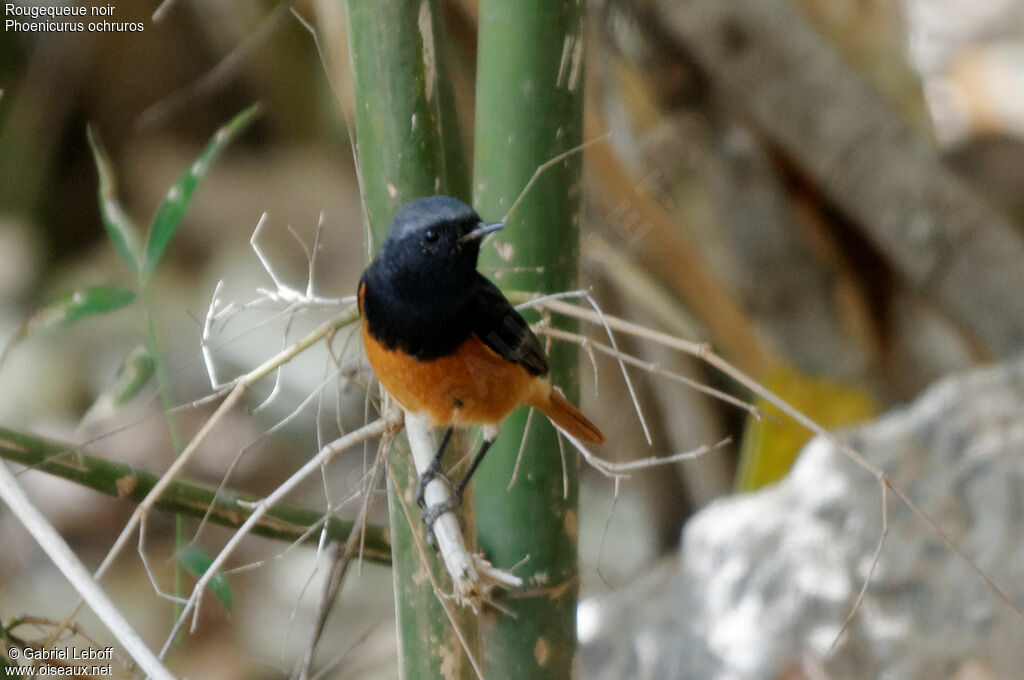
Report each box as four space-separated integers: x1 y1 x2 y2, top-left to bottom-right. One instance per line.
2 0 1024 677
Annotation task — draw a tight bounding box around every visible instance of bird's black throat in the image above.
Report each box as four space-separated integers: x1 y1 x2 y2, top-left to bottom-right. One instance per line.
360 261 479 360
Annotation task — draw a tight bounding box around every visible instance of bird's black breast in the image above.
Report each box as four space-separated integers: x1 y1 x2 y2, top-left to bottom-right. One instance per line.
359 268 474 360
359 269 549 376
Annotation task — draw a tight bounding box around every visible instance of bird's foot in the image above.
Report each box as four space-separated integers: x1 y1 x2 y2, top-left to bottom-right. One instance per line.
420 490 467 546
415 458 453 509
415 460 467 545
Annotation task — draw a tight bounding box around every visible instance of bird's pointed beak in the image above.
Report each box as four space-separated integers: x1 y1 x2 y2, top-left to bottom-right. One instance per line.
458 221 504 243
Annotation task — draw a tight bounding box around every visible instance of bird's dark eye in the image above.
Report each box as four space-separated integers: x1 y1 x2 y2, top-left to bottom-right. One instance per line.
424 228 439 244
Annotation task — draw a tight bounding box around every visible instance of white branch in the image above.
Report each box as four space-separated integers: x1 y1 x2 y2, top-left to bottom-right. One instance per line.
404 413 523 606
0 462 177 680
201 279 228 390
250 212 348 308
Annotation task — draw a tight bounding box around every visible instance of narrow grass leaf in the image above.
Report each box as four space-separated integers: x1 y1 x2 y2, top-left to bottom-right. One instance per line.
79 346 155 426
2 286 137 367
175 545 233 611
29 286 136 331
111 345 155 405
86 127 142 274
143 105 261 277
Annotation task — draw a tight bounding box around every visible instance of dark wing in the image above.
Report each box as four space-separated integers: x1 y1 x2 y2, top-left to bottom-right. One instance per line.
472 275 549 376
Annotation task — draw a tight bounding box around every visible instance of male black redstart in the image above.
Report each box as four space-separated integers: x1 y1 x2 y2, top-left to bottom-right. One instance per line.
358 195 604 531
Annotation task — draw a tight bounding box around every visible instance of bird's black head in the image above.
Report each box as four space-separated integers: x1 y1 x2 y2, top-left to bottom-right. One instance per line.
369 195 503 293
359 196 505 358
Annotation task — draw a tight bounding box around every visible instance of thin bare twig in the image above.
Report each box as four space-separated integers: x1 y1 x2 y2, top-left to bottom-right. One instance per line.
250 212 351 308
161 414 395 657
98 309 359 591
579 291 654 444
309 618 387 680
295 426 392 680
543 298 1024 623
519 288 655 440
537 325 762 419
832 482 888 648
502 135 610 224
507 406 537 491
141 2 289 126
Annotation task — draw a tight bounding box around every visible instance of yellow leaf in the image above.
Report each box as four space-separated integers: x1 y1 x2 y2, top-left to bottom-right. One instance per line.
735 365 877 491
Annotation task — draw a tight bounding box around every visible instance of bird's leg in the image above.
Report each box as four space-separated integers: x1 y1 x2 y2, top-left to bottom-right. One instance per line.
416 426 454 510
420 428 497 539
454 436 494 499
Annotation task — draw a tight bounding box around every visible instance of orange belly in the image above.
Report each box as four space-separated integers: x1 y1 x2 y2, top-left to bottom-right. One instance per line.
362 322 539 427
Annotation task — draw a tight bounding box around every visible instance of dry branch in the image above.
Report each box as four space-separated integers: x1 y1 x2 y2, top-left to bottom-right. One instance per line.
541 297 1024 622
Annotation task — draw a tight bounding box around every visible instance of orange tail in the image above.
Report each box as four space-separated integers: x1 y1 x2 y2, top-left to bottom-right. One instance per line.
531 385 605 445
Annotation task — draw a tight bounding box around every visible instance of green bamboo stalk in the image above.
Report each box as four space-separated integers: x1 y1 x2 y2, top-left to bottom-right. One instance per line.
342 2 478 678
344 1 468 251
0 426 391 563
472 1 586 677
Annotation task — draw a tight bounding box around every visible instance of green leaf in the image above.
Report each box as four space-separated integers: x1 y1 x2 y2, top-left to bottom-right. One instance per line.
86 127 142 274
80 346 155 426
110 345 155 405
1 286 136 367
29 286 136 331
175 544 233 611
142 104 261 277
